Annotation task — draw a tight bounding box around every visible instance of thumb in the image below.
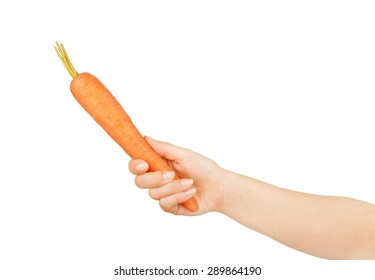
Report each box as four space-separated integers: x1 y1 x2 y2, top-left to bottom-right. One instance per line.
145 136 190 161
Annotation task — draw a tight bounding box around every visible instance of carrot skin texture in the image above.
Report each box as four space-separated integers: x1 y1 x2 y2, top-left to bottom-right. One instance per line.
70 73 168 171
70 73 198 212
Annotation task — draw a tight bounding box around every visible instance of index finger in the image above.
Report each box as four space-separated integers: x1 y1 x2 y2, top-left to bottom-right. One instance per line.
128 159 149 175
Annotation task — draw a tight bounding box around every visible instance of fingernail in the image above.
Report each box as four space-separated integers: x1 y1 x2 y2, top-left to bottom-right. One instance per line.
162 171 175 180
136 162 148 171
180 178 193 187
184 188 196 196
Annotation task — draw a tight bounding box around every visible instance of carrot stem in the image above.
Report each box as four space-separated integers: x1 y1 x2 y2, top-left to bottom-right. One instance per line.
54 42 78 78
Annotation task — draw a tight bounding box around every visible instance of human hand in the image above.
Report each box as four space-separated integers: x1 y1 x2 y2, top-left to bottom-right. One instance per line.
128 137 227 215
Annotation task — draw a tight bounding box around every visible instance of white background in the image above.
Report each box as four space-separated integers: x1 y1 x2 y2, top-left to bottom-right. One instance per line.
1 0 375 279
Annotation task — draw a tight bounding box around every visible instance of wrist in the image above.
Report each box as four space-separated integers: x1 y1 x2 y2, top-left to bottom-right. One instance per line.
213 168 239 214
214 169 260 217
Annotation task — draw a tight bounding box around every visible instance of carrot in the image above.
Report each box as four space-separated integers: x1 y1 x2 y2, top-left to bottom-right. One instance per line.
54 42 197 212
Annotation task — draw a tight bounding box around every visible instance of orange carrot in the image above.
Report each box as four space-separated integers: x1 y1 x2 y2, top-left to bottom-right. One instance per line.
54 42 197 212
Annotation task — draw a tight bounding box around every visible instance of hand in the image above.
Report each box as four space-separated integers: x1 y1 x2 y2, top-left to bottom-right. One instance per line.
128 137 226 215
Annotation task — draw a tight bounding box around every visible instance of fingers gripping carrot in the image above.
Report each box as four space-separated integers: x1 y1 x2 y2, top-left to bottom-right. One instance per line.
54 42 198 212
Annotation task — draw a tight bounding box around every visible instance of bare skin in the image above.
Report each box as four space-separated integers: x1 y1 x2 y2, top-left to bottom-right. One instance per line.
128 137 375 260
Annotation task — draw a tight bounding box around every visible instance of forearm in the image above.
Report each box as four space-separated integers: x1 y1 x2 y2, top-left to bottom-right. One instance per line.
218 170 375 259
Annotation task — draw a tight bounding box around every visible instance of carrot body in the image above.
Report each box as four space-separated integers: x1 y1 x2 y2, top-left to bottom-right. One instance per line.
55 43 197 212
70 73 169 172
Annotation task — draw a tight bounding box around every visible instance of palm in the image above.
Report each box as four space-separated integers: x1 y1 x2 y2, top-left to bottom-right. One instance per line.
167 151 224 215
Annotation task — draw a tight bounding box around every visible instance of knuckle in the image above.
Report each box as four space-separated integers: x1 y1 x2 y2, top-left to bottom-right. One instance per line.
134 175 144 188
134 171 163 189
159 199 174 214
148 189 158 200
159 196 180 215
128 161 136 173
158 200 169 212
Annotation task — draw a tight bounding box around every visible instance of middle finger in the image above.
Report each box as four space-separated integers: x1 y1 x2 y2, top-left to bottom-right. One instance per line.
148 178 194 200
